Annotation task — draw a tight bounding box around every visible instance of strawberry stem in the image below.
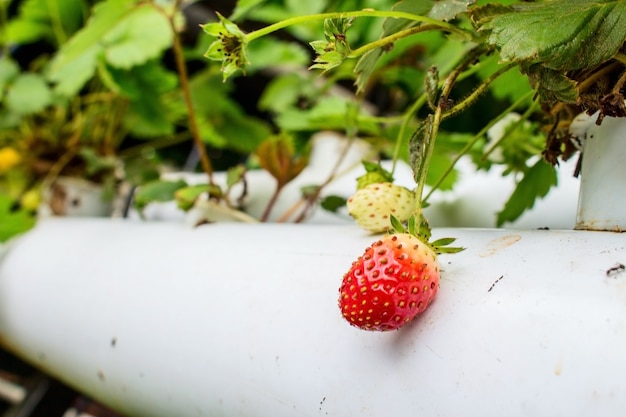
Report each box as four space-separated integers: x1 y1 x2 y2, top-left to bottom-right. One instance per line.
260 183 284 222
412 46 495 215
412 67 457 215
155 0 214 186
389 51 492 177
245 10 474 43
404 47 494 253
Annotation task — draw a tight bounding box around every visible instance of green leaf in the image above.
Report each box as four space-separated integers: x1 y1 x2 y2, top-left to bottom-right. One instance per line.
407 215 418 236
0 110 21 129
497 159 557 226
356 161 394 189
123 157 160 186
78 148 117 176
255 133 309 188
47 0 135 95
98 60 178 137
226 165 246 189
416 213 432 241
522 63 578 104
246 37 309 72
354 48 384 94
275 96 380 135
4 0 87 45
99 60 177 99
0 194 36 243
123 99 179 137
430 234 465 255
390 214 408 234
48 0 172 96
431 237 457 247
175 184 222 211
5 73 52 114
133 179 187 211
476 54 532 102
48 47 100 97
409 115 433 183
425 66 440 110
230 0 266 21
286 0 327 16
384 0 434 35
258 73 307 113
436 245 465 254
469 3 513 27
0 59 20 99
354 0 436 92
187 70 272 153
320 195 346 213
101 4 172 69
480 0 626 71
309 17 354 72
428 0 475 22
243 4 293 27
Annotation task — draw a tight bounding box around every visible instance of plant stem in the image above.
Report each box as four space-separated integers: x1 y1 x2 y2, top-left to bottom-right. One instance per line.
291 136 361 223
0 3 9 57
390 95 427 176
276 198 306 223
480 100 539 162
422 90 534 203
412 52 482 215
41 129 82 189
614 52 626 66
245 9 473 43
577 61 621 93
161 0 214 185
46 0 68 46
389 53 491 176
408 56 514 205
260 184 283 222
611 69 626 95
348 24 441 58
119 131 192 158
413 103 443 213
442 62 516 120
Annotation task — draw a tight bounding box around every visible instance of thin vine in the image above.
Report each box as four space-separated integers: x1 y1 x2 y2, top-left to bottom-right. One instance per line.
155 0 215 186
245 10 473 43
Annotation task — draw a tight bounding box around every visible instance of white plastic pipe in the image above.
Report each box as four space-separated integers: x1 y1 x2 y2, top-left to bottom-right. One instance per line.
1 219 626 416
575 114 626 231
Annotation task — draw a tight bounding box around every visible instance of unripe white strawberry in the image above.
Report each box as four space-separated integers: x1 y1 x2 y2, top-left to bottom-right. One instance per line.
347 182 415 233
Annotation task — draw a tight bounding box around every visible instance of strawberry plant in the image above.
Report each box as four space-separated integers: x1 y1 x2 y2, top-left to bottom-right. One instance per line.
200 0 626 329
0 0 276 237
3 0 625 237
202 0 626 228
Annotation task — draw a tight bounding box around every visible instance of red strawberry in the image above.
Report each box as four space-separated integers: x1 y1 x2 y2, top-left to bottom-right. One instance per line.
339 233 440 331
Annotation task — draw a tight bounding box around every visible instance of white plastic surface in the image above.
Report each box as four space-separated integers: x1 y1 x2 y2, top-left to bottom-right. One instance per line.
1 218 626 417
576 114 626 230
139 132 580 230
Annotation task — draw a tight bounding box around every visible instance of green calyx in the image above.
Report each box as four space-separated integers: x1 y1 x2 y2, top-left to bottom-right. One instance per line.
390 214 464 255
355 160 394 189
202 13 249 81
